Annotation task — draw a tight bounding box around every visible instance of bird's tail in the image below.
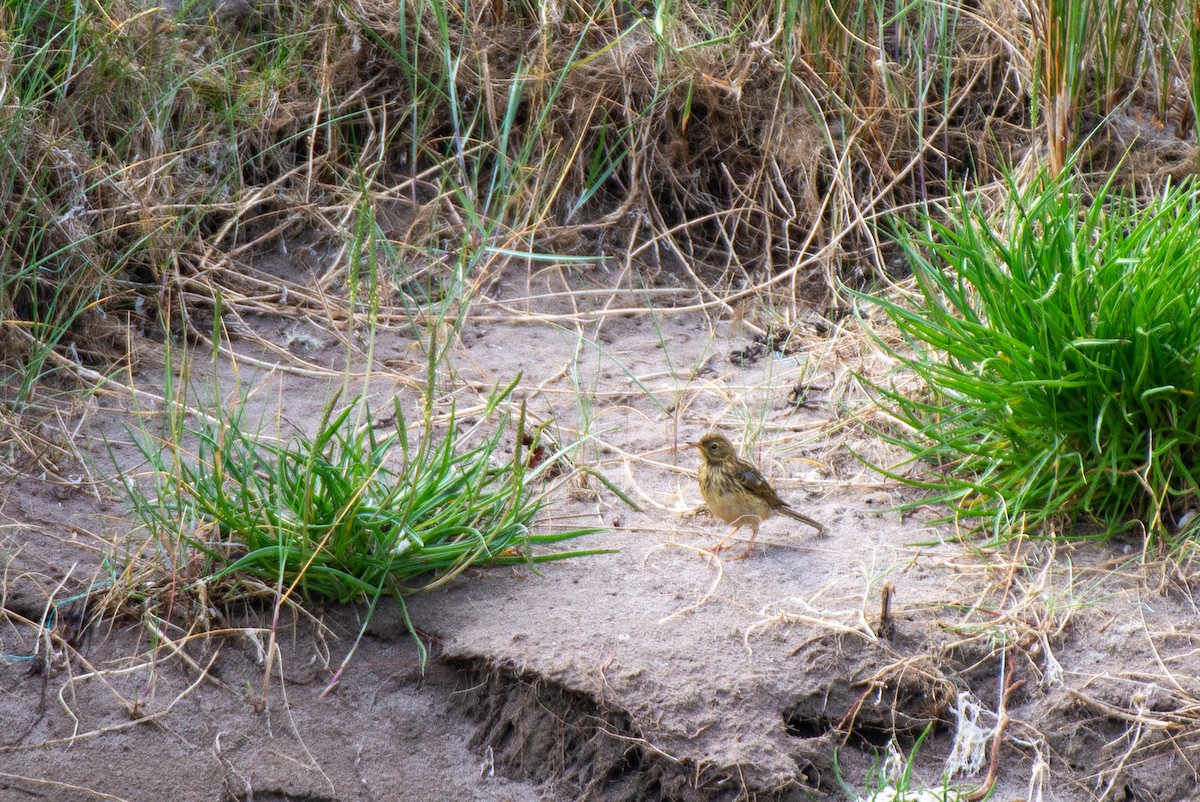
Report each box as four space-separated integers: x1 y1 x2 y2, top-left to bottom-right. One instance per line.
779 506 827 535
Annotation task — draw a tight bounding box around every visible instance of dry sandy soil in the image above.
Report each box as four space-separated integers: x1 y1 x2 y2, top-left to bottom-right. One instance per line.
4 257 1200 802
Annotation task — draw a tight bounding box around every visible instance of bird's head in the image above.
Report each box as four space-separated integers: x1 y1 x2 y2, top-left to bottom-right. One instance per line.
691 433 737 463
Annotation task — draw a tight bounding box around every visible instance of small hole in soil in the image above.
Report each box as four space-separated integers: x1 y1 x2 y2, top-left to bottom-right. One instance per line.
851 726 896 750
494 720 515 751
783 712 919 751
783 715 829 739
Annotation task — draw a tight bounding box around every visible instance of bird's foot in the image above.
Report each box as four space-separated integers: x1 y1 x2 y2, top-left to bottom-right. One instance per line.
707 540 754 560
730 543 754 560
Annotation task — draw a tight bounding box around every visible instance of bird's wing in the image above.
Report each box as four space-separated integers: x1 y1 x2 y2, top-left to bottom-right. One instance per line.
736 467 770 490
734 463 784 504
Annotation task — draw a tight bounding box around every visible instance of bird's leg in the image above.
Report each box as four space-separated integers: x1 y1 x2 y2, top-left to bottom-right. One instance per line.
710 515 760 556
709 522 743 554
732 519 761 560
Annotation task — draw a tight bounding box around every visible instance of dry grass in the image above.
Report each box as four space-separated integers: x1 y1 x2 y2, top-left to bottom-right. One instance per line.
4 0 1194 391
4 0 1200 798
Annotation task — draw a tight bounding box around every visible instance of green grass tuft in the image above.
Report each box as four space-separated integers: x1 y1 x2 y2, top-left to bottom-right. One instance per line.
121 381 607 606
860 171 1200 543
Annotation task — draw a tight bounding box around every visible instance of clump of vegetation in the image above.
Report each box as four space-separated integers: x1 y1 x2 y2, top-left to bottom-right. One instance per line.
836 725 976 802
864 173 1200 543
4 0 1197 403
120 380 605 611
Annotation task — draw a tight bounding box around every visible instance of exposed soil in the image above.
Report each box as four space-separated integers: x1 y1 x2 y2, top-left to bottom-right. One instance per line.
5 257 1200 802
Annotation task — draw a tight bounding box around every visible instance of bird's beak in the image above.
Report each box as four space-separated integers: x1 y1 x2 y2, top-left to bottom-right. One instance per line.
685 441 699 449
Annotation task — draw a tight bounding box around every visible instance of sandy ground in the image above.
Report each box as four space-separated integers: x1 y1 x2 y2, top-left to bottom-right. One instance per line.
5 260 1200 802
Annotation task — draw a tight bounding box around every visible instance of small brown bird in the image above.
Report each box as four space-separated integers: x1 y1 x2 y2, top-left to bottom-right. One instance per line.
689 433 826 558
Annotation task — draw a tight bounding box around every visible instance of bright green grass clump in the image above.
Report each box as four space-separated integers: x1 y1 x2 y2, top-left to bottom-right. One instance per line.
864 173 1200 542
124 382 605 604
